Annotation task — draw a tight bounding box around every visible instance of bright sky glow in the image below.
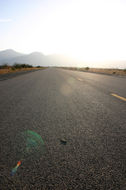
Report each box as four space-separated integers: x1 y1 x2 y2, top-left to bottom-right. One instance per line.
0 0 126 61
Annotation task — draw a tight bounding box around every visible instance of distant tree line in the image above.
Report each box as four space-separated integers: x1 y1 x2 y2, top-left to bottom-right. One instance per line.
0 64 8 69
0 63 33 70
12 63 33 70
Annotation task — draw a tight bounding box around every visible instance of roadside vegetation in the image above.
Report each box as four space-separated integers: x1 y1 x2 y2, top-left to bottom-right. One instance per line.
60 67 126 76
0 63 46 74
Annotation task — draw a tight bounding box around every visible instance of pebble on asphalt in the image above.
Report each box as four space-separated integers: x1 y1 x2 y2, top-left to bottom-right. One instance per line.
60 139 67 145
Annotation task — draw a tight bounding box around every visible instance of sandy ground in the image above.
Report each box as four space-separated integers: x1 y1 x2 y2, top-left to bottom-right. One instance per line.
61 67 126 76
0 67 45 75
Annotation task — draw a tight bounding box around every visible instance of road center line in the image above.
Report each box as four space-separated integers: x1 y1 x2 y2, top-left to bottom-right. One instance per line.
77 78 83 81
111 93 126 102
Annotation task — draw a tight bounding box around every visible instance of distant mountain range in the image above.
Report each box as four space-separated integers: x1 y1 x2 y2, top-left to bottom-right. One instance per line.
0 49 81 67
0 49 47 66
0 49 126 69
0 49 24 62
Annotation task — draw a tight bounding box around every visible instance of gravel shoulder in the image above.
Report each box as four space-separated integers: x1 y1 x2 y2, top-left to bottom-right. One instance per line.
0 69 45 81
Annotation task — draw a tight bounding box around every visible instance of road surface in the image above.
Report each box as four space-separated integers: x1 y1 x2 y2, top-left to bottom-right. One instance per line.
0 68 126 190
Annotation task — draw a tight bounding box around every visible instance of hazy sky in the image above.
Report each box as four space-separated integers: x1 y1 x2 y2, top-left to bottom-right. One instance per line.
0 0 126 61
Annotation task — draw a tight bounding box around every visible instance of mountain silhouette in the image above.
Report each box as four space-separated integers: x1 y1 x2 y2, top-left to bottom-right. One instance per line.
0 49 24 63
9 52 47 66
0 49 81 67
0 49 126 68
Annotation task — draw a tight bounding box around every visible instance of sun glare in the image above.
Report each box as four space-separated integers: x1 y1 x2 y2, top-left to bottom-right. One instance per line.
1 0 126 62
28 0 125 62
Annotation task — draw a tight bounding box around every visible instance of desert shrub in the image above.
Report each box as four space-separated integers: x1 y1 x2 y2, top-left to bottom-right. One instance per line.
24 64 33 68
124 69 126 72
113 71 116 74
11 67 16 71
13 63 22 69
12 63 33 69
0 64 8 69
85 67 89 70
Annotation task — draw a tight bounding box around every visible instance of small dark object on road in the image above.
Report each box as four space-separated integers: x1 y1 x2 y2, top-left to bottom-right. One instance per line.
60 139 67 145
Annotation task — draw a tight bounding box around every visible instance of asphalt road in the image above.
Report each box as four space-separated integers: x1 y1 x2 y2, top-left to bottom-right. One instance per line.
0 68 126 190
